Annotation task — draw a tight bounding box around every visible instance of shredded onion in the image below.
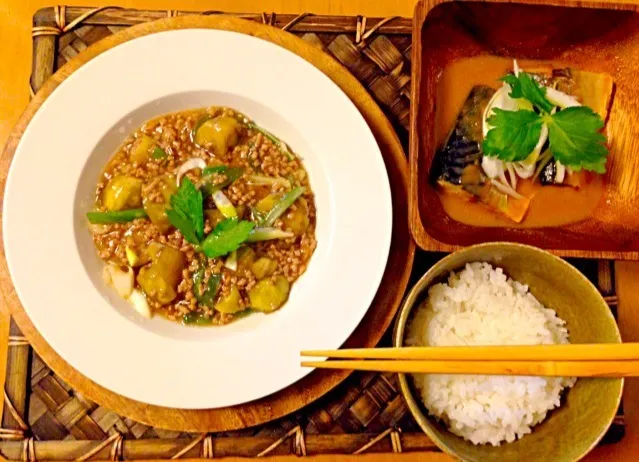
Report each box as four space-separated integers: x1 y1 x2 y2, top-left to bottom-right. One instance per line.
546 87 581 109
513 59 521 77
506 163 518 189
513 162 535 179
176 157 207 186
491 179 524 200
555 161 566 183
481 156 504 179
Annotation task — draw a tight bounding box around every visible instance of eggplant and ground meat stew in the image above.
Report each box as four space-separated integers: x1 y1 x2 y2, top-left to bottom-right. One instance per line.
87 107 317 326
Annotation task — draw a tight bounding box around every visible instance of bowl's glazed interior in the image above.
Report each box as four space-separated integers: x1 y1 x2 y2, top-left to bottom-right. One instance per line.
412 0 639 255
394 242 623 462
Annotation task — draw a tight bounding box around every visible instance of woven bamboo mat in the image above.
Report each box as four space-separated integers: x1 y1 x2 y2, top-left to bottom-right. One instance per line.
0 5 627 460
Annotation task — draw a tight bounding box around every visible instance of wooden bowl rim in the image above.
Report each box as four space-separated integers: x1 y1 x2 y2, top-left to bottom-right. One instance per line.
393 241 623 461
409 0 639 260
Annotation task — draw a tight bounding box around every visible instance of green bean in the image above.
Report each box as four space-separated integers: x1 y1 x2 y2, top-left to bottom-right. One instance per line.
86 209 147 224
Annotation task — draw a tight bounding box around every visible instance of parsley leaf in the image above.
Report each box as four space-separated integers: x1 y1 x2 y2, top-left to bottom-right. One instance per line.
199 218 255 259
502 72 554 113
166 178 204 244
482 109 544 162
544 107 609 173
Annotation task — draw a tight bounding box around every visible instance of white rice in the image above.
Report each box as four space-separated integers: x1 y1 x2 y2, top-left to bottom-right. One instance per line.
406 262 576 446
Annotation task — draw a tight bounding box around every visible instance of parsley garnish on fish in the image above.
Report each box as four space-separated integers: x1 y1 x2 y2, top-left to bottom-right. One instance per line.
501 72 554 113
483 109 544 163
483 71 609 173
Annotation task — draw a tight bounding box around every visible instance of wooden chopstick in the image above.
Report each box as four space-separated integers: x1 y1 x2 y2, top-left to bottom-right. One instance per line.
300 359 639 377
301 343 639 362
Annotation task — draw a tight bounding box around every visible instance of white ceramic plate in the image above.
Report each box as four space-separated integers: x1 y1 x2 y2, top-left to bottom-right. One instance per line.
3 29 392 409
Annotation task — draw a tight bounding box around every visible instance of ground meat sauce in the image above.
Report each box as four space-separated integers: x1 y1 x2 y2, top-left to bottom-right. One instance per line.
90 107 317 325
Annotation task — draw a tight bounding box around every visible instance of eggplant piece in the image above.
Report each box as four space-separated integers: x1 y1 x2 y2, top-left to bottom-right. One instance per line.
102 175 143 211
136 246 186 305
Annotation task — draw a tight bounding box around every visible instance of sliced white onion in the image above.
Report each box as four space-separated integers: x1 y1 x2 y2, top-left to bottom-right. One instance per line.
176 157 207 186
498 168 509 187
224 250 238 271
106 264 134 299
513 59 521 77
530 123 549 160
211 190 237 218
545 87 581 109
481 156 504 179
491 179 524 200
555 161 566 183
513 162 536 179
129 289 152 319
513 123 549 179
506 163 518 189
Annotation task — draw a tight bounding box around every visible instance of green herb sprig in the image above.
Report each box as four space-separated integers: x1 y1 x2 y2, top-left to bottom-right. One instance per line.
165 178 204 244
482 71 609 173
166 178 255 257
199 218 255 259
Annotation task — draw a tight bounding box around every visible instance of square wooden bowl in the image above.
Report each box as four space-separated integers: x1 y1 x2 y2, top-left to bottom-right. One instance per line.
410 0 639 259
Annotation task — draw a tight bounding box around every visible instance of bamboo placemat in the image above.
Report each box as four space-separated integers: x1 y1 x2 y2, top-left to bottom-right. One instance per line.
0 5 627 460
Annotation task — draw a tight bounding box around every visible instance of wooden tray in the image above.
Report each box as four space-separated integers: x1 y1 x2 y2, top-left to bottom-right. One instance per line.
0 5 625 461
409 0 639 260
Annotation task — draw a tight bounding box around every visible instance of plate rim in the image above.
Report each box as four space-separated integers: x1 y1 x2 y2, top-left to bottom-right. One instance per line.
4 27 391 408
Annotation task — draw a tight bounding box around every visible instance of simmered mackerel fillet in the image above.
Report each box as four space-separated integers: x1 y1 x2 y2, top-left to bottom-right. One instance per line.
432 63 613 223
